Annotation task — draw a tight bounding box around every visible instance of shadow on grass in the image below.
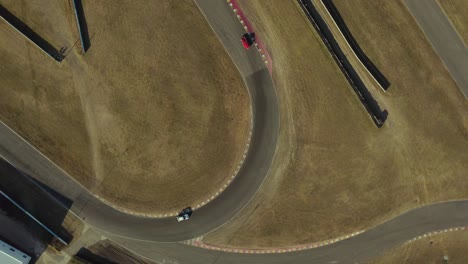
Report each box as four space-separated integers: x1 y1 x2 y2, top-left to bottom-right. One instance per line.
0 158 75 261
0 4 65 61
321 0 390 90
75 248 118 264
72 0 91 52
298 0 387 127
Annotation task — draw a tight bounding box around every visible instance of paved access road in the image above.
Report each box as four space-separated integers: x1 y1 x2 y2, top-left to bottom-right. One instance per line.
0 0 279 243
1 0 468 263
404 0 468 98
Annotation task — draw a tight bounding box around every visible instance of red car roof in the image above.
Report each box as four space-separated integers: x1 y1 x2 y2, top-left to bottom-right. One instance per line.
241 37 250 49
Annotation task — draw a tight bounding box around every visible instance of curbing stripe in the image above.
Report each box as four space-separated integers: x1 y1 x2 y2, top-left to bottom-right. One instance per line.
188 227 468 254
227 0 273 73
188 230 365 254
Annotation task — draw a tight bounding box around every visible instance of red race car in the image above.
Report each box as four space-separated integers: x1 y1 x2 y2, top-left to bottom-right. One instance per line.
241 32 256 49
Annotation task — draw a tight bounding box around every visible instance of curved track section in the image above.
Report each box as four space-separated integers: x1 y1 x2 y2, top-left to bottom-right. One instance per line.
2 0 467 263
0 0 279 243
112 200 468 264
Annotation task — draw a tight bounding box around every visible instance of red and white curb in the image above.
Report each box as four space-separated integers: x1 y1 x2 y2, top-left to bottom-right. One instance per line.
405 226 468 244
32 0 260 219
183 231 364 254
192 112 253 212
184 227 468 254
2 114 254 219
98 109 254 218
227 0 273 74
92 95 254 217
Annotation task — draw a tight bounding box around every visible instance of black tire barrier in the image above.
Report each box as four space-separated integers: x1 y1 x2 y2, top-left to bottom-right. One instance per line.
72 0 90 53
297 0 387 127
321 0 390 91
0 5 65 62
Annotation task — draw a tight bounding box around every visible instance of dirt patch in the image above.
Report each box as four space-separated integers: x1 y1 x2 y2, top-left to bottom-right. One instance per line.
367 230 468 264
78 239 156 264
203 0 467 248
0 0 250 213
437 0 468 46
61 212 85 243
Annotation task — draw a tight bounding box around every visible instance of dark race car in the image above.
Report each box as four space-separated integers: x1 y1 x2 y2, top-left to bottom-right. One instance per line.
176 207 192 222
241 32 256 49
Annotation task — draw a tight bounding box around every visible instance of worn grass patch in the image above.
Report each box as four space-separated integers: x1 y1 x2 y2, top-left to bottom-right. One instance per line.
0 0 250 213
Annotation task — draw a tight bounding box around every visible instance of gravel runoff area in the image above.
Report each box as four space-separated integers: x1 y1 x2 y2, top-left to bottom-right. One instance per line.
0 0 251 214
367 228 468 264
203 0 468 248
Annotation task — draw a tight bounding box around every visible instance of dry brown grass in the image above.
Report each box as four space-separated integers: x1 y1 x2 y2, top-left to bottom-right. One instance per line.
0 0 250 213
367 230 468 264
86 239 156 264
62 211 85 242
313 0 384 94
0 0 92 186
0 0 77 48
437 0 468 46
203 0 468 248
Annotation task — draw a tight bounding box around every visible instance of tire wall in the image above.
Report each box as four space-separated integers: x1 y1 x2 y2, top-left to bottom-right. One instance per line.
297 0 386 127
321 0 390 90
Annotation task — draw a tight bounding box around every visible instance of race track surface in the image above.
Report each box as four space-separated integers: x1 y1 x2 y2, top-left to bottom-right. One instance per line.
112 200 468 264
404 0 468 98
1 0 467 263
0 0 279 242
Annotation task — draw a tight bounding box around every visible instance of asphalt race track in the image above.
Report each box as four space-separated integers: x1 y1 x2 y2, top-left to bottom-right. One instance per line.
0 0 279 242
112 201 468 264
404 0 468 98
0 0 467 263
